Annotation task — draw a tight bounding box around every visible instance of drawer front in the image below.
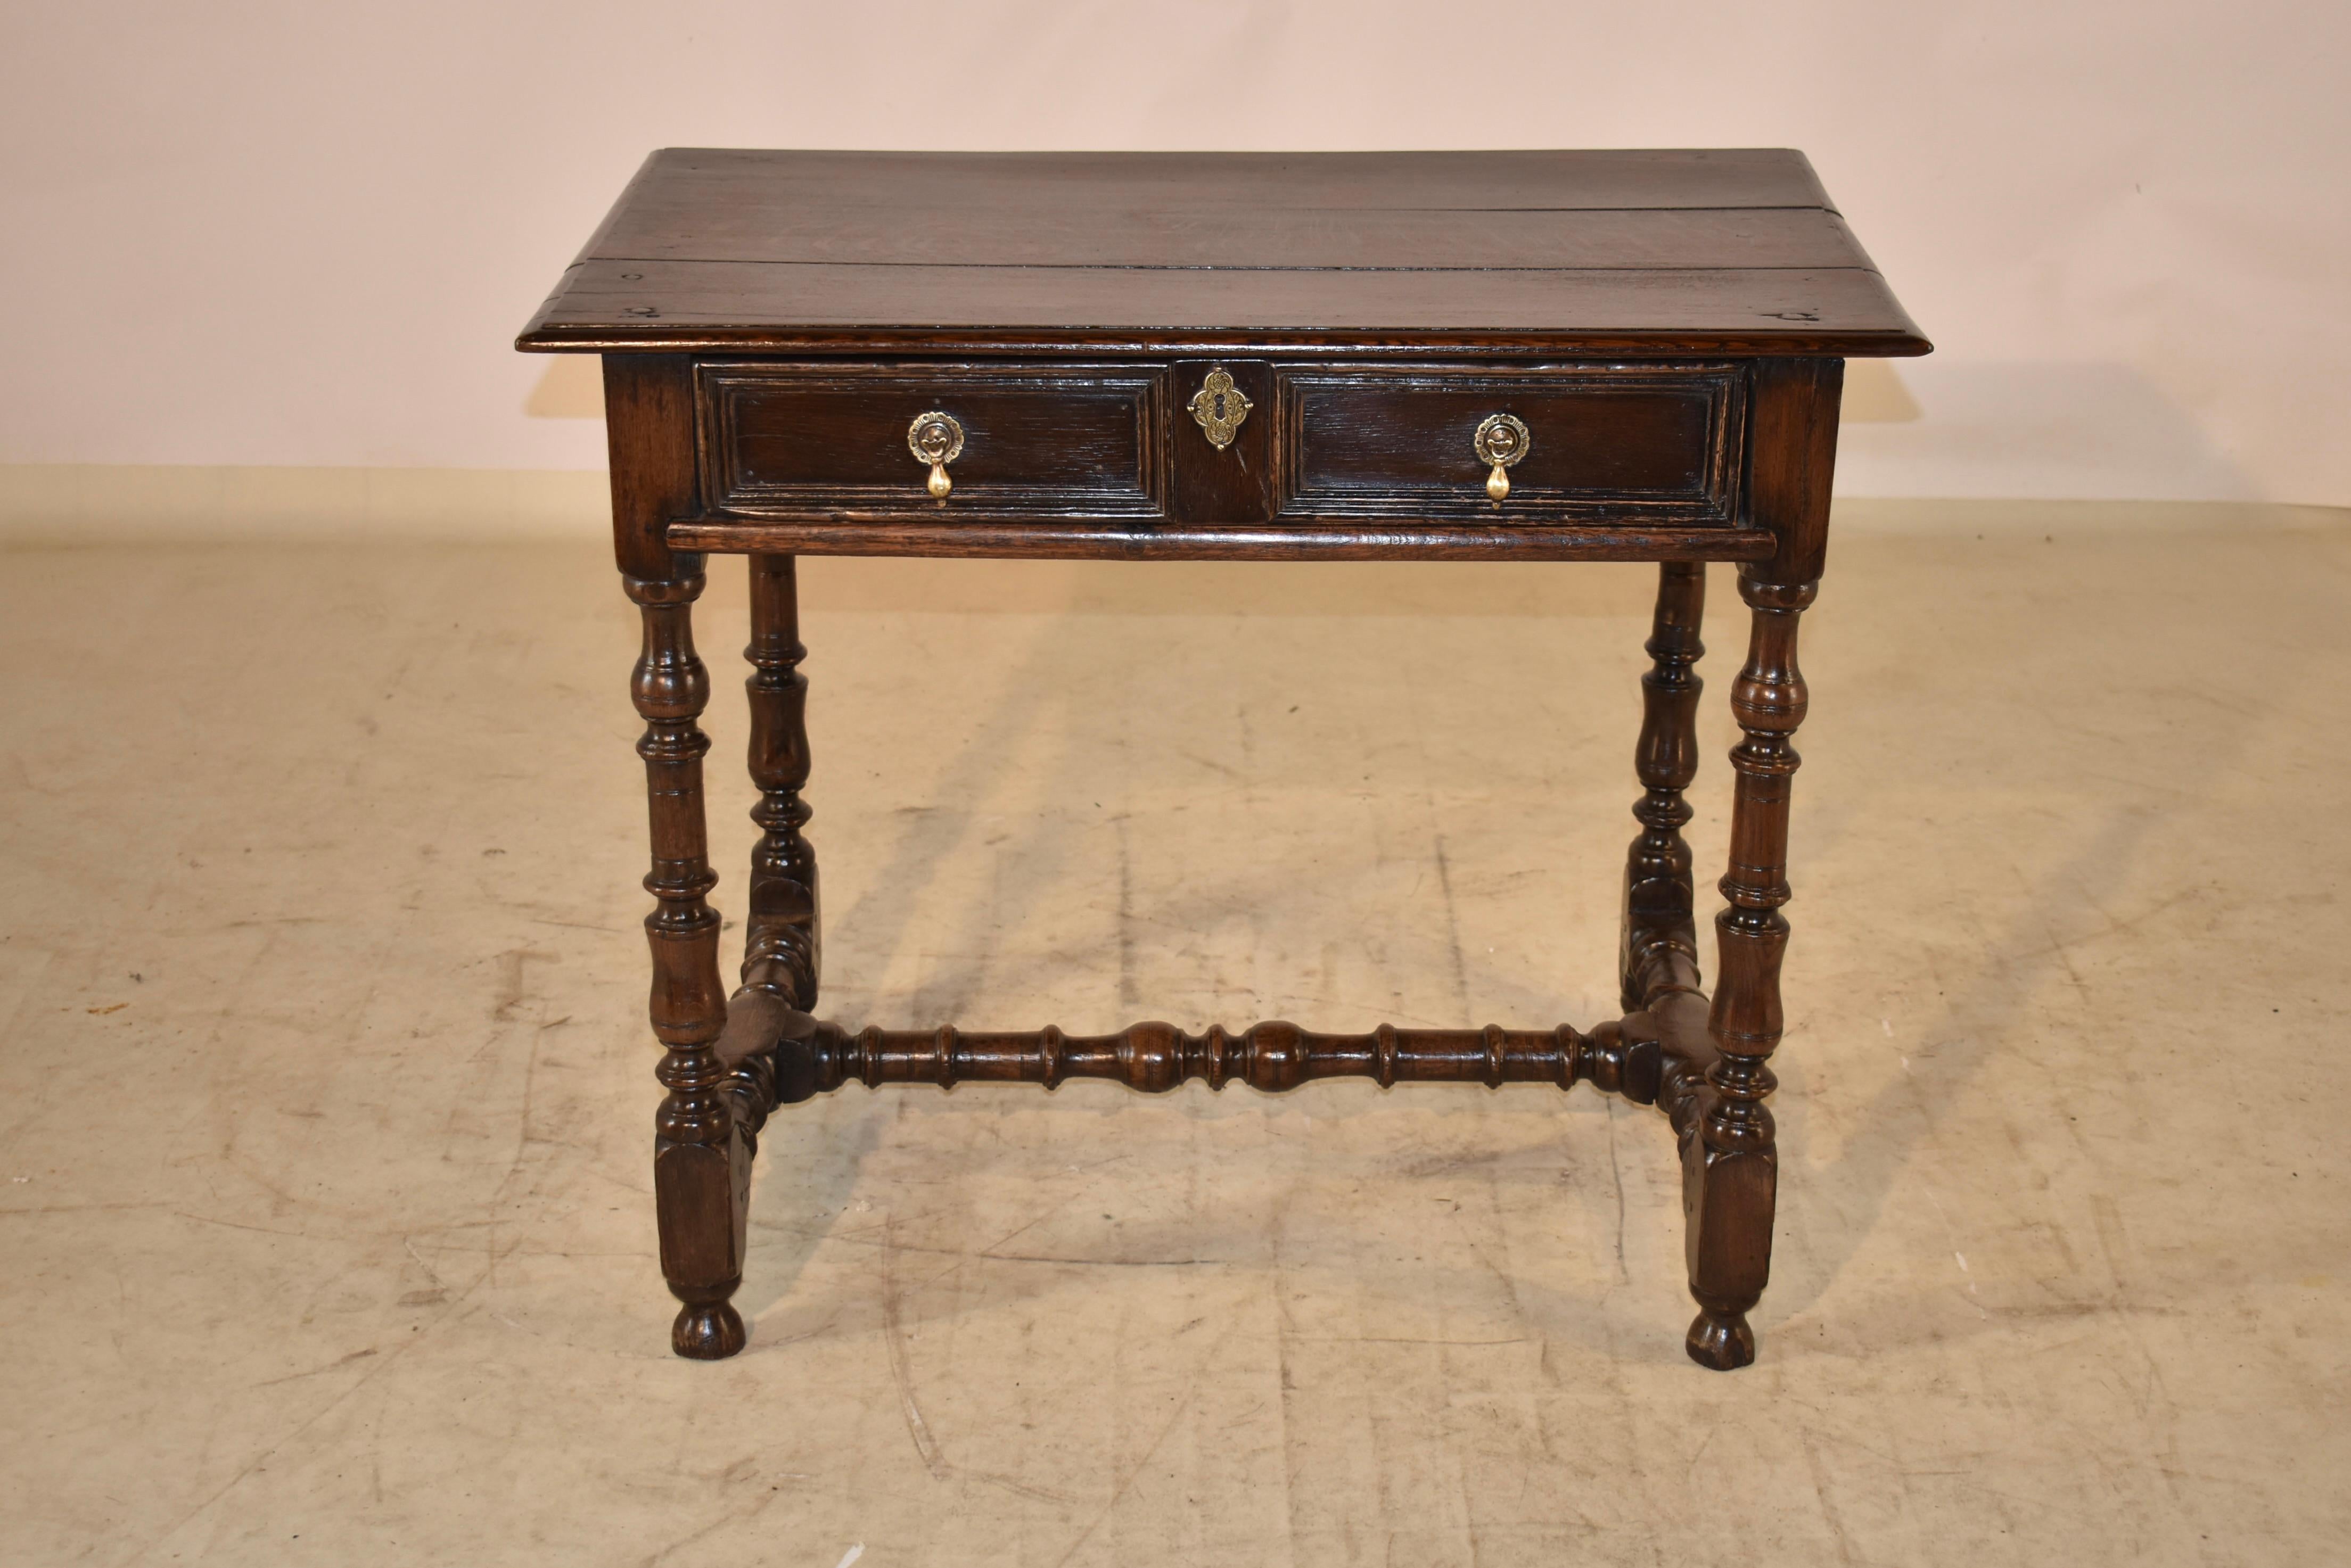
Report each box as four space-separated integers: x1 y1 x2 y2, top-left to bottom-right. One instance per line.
1275 364 1745 524
700 362 1170 517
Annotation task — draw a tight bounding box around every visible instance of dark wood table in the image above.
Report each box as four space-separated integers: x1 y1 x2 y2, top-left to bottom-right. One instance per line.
517 148 1928 1369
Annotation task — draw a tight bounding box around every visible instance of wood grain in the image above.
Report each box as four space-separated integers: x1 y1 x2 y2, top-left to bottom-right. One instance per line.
1277 362 1743 523
591 201 1873 271
602 356 699 580
529 260 1925 354
624 571 747 1361
804 1020 1594 1095
699 361 1168 518
587 148 1844 238
562 145 1925 1367
741 555 818 1011
1622 562 1708 1013
520 150 1928 356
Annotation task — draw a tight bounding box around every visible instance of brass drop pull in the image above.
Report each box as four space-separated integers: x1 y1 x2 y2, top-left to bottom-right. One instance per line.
1472 414 1531 501
907 411 965 498
1187 367 1252 449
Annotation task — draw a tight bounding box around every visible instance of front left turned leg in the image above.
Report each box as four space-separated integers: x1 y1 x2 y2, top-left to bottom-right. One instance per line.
627 571 748 1360
1683 571 1814 1370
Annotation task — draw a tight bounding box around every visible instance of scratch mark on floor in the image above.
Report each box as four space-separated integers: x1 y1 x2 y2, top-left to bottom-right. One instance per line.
2037 917 2093 1004
1431 831 1472 1019
635 1483 788 1568
489 947 557 1022
881 1218 949 1479
1116 814 1138 1012
1603 1097 1631 1285
250 1346 380 1387
957 1467 1080 1507
0 1201 176 1219
108 1236 527 1567
169 1210 310 1239
1292 1335 1530 1347
974 1190 1087 1260
1176 749 1244 781
1798 1429 1859 1564
1467 1236 1530 1330
978 1251 1221 1268
1270 1206 1302 1561
1049 1387 1194 1568
368 1398 386 1507
1684 1423 1718 1483
480 1006 553 1291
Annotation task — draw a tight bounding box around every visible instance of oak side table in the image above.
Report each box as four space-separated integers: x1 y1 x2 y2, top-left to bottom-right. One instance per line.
517 148 1929 1369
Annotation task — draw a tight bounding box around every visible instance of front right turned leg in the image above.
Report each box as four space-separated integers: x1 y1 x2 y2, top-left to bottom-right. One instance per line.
1681 571 1814 1370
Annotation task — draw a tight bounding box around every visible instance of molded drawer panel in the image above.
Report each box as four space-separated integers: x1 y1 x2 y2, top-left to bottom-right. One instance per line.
700 362 1170 517
1275 364 1745 524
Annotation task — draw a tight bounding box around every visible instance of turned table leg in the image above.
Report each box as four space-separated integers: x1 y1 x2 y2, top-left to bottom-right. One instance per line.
626 570 749 1359
743 554 820 1009
1622 561 1707 1013
742 554 822 1109
1681 570 1814 1369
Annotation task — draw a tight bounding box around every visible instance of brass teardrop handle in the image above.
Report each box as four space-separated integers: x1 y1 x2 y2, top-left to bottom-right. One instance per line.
1472 414 1531 501
908 411 965 498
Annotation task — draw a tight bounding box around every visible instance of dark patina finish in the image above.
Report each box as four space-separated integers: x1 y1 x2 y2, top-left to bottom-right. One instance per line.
520 147 1927 1367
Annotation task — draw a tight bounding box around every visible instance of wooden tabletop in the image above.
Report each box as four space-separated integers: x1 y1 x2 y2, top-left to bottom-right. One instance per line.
518 149 1928 357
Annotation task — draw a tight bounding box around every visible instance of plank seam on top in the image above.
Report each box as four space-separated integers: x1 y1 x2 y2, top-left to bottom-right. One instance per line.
593 205 1841 225
578 260 1889 276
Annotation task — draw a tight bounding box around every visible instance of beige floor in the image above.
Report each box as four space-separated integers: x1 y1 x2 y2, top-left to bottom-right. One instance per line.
3 502 2347 1566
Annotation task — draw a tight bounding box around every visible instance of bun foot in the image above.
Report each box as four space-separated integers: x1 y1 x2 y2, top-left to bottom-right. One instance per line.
1685 1306 1755 1371
671 1300 747 1359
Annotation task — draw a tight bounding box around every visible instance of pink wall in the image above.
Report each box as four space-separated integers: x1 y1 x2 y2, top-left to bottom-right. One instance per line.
2 1 2343 504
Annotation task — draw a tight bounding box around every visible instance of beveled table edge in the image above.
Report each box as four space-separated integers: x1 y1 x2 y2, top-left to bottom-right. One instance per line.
516 326 1934 357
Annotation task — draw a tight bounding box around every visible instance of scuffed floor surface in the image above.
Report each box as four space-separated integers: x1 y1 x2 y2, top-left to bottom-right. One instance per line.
3 505 2347 1565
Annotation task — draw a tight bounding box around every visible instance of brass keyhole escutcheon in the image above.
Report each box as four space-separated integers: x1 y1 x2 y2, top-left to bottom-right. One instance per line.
908 411 965 498
1472 413 1532 501
1188 367 1252 450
